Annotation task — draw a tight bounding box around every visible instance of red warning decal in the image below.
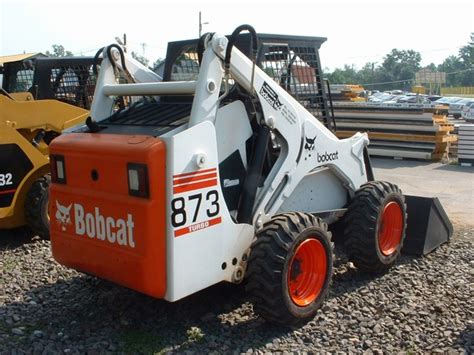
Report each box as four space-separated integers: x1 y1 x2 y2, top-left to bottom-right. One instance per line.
173 168 218 194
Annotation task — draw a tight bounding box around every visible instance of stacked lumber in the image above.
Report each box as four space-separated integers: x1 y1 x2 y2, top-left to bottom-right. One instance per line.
450 124 459 158
333 105 457 161
458 124 474 166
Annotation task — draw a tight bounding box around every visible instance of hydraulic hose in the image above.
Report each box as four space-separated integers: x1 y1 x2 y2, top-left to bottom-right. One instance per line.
221 24 258 99
92 47 104 76
106 44 128 73
224 24 258 73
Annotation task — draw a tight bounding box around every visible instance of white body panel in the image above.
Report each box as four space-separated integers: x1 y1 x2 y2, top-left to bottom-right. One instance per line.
161 121 253 301
278 168 349 213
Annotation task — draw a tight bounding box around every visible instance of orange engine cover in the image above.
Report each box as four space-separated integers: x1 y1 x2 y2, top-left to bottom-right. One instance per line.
49 133 167 298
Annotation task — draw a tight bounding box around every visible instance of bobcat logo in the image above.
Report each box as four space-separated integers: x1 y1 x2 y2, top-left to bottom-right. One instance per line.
304 135 317 151
55 201 72 231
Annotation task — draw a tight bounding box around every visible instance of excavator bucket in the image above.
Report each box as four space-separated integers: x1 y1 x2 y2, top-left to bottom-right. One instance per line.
402 195 453 256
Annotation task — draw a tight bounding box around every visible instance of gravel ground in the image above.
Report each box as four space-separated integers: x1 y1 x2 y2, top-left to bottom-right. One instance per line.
0 226 472 354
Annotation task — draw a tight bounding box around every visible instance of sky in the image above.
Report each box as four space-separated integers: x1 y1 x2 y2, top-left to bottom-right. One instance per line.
0 0 473 71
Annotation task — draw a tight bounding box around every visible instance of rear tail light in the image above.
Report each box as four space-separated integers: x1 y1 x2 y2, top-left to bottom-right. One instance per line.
127 163 149 198
51 155 67 184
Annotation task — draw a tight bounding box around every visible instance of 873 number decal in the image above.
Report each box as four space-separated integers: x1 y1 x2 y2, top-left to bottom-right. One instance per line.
171 190 220 228
0 173 13 186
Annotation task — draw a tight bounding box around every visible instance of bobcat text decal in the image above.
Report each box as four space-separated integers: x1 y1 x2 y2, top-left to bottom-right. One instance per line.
317 151 339 163
260 82 283 111
55 200 136 248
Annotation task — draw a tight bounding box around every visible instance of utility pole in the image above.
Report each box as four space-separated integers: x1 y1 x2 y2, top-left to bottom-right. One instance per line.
199 11 209 37
199 11 202 37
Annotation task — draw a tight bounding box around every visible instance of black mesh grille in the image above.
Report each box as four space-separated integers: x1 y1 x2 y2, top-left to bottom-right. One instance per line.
169 49 200 81
4 63 34 93
164 39 328 121
49 65 96 109
14 69 34 92
259 44 326 118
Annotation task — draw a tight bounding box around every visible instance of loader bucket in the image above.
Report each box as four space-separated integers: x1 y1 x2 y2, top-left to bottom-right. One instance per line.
402 195 453 256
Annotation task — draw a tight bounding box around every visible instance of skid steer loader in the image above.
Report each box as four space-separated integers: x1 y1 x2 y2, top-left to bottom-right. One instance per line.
0 57 97 238
49 26 407 324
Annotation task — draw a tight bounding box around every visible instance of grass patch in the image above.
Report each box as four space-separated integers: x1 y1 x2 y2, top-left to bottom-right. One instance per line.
121 329 166 355
120 326 206 354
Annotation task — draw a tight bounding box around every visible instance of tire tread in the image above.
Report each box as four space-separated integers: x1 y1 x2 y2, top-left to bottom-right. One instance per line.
343 180 407 273
25 175 50 240
246 212 333 325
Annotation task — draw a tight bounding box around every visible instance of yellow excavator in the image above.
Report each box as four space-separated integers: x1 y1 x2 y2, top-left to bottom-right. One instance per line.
0 55 95 238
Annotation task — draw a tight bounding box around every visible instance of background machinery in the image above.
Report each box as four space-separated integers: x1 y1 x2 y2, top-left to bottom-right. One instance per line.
48 26 407 324
0 56 97 237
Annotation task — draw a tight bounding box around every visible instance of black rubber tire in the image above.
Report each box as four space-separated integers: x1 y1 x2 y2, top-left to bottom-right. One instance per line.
25 175 51 240
245 212 333 325
343 181 407 273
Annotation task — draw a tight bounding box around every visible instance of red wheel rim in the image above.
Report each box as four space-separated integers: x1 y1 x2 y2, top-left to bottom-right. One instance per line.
378 201 403 256
288 238 327 306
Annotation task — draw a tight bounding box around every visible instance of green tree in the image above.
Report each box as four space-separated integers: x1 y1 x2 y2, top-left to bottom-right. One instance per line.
313 34 474 90
45 44 73 57
326 64 359 84
456 32 474 86
458 33 474 65
357 62 380 85
379 49 421 90
438 55 464 86
424 63 437 71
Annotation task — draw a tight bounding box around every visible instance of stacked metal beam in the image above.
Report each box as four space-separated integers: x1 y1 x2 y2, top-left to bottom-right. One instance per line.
332 104 456 160
458 124 474 165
